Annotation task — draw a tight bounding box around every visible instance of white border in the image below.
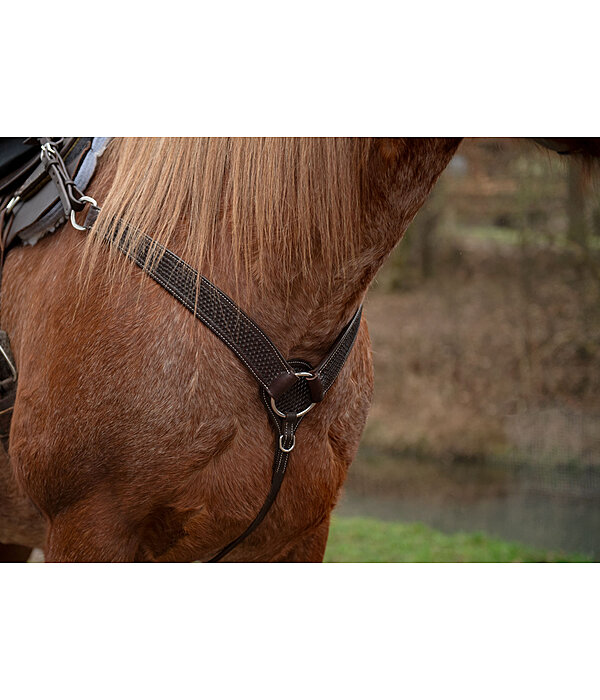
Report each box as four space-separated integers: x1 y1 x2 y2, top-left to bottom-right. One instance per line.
1 3 597 698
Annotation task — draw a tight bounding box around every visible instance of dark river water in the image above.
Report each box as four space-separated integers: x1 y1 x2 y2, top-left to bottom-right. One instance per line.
335 453 600 559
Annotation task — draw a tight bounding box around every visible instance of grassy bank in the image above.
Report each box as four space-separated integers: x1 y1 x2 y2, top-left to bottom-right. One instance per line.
324 517 592 563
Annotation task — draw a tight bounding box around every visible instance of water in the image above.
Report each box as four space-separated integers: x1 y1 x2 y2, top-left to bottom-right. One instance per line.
336 452 600 559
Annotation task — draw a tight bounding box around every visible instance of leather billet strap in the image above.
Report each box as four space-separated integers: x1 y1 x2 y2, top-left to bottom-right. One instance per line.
83 209 363 561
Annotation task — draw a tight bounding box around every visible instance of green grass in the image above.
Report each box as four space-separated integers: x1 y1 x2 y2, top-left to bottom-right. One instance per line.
324 517 593 563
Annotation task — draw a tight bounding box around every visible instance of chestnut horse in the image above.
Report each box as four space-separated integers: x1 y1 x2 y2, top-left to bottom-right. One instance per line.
0 137 593 562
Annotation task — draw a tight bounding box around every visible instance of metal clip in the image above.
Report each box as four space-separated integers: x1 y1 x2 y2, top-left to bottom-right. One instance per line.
70 196 98 231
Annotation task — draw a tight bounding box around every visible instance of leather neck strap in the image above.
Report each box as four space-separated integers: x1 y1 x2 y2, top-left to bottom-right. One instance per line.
86 206 363 561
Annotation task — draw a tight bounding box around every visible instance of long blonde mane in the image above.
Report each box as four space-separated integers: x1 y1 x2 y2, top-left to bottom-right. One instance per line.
86 138 375 290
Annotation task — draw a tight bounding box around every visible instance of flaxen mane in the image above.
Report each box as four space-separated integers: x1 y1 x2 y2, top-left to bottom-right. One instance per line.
85 138 375 291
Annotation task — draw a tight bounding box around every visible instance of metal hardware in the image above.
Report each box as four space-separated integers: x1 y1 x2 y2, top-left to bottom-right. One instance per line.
40 142 57 158
294 369 323 402
5 196 20 214
39 139 87 216
270 396 316 419
294 370 316 379
0 344 17 383
70 196 98 231
279 434 295 453
269 369 319 418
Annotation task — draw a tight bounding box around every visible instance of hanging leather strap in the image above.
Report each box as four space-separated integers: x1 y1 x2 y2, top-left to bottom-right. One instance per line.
208 412 297 562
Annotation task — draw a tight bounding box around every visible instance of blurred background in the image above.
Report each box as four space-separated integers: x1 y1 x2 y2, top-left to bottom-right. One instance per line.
326 137 600 562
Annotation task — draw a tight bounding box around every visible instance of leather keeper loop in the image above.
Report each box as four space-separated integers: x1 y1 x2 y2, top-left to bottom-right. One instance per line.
268 371 298 399
307 374 324 403
84 204 101 230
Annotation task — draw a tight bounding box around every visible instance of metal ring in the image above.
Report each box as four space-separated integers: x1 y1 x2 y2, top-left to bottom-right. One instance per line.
294 370 321 382
294 370 315 379
270 396 316 419
70 196 98 231
279 434 296 453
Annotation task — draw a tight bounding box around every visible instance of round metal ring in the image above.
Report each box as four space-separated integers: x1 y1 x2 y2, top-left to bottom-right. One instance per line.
294 370 315 379
279 434 296 453
70 196 98 231
270 396 316 419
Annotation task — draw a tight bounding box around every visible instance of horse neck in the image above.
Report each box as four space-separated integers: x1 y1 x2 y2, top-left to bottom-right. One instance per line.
207 138 461 361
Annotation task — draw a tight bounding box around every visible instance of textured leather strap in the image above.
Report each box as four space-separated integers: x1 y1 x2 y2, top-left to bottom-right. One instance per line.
104 217 363 402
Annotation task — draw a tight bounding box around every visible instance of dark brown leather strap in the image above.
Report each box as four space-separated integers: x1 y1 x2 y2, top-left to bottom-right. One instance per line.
104 217 363 403
208 413 296 562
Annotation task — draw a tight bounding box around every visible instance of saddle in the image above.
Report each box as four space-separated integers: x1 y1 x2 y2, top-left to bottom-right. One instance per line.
0 137 110 449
